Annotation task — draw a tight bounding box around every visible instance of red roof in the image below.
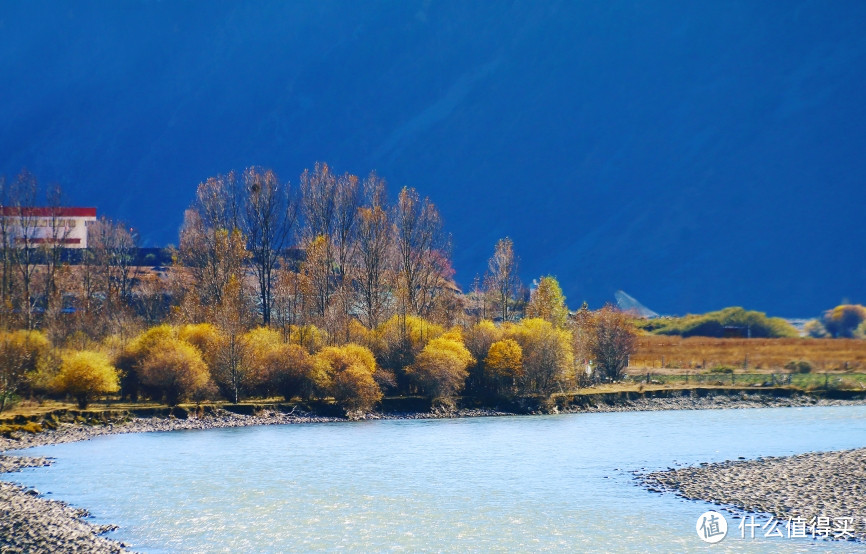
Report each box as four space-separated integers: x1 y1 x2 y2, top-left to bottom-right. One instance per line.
0 207 97 217
15 237 82 245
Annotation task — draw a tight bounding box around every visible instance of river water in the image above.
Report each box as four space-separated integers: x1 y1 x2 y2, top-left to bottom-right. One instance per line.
8 406 866 552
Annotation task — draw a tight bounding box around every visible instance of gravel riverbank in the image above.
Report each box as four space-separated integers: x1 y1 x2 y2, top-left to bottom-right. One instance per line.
642 448 866 541
0 455 127 553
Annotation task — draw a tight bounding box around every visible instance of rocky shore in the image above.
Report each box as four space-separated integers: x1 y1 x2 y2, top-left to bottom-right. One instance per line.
642 448 866 541
0 455 127 553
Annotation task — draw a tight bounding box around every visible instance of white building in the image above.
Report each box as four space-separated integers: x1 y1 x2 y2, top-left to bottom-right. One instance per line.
0 207 97 249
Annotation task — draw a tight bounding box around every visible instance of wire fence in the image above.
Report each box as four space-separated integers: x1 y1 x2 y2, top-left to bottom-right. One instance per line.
621 372 866 390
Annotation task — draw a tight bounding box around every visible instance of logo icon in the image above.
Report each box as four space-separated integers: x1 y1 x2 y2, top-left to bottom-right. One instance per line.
696 510 728 543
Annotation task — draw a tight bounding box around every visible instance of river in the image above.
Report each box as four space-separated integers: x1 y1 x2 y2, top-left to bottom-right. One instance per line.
8 405 866 552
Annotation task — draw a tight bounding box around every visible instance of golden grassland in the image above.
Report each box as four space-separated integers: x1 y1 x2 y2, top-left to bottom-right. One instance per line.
630 336 866 372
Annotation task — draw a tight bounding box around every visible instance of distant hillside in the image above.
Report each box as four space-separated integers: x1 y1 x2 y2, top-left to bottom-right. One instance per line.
2 1 865 316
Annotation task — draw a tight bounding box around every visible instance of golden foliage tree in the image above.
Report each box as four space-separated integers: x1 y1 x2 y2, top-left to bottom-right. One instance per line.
138 337 212 405
393 187 451 318
375 314 444 388
264 343 322 400
115 324 174 399
485 339 523 388
177 323 225 371
525 276 569 329
0 329 50 410
332 364 383 413
407 337 475 401
506 318 573 393
53 350 119 408
315 343 382 412
241 167 297 326
240 326 284 394
462 319 504 393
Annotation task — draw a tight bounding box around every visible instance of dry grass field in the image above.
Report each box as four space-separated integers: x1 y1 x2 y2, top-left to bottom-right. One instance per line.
630 336 866 372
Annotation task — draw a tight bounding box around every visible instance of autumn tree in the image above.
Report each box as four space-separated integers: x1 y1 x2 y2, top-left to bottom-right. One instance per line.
484 338 523 392
570 302 596 385
393 187 450 319
177 323 225 372
331 171 361 341
52 350 119 408
177 173 247 319
355 173 393 329
591 305 637 382
211 276 253 403
315 344 382 412
240 326 283 394
301 235 332 325
803 319 828 338
115 324 175 400
375 314 444 390
0 175 11 306
822 304 866 338
40 184 72 314
0 329 50 411
272 267 310 338
88 216 139 338
406 336 474 402
241 167 296 326
8 171 41 329
486 237 520 322
332 365 382 413
526 276 569 328
506 318 573 393
463 320 503 393
265 343 321 400
300 163 338 324
138 337 212 405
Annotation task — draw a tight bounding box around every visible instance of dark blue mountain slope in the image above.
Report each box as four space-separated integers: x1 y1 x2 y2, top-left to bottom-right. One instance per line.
1 1 864 316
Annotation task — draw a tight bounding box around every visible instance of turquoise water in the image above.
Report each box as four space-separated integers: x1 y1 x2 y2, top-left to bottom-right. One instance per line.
8 406 866 552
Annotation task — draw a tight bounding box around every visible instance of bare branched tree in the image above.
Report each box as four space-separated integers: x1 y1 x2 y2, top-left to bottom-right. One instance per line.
393 187 450 318
486 237 519 322
178 174 247 314
241 167 296 326
9 171 41 329
355 173 393 328
300 163 337 321
591 305 637 382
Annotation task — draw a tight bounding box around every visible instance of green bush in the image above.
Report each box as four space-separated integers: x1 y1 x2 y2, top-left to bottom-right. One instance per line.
784 360 813 374
709 366 734 374
642 307 798 338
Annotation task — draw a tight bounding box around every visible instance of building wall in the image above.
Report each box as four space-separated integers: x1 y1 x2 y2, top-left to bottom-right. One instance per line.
0 207 97 249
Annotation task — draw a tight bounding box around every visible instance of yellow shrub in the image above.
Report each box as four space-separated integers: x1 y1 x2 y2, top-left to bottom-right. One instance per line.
178 323 226 369
485 339 523 380
53 350 120 408
407 337 475 399
138 337 211 405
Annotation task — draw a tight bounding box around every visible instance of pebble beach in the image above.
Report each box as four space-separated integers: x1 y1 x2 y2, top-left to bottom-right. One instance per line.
643 449 866 541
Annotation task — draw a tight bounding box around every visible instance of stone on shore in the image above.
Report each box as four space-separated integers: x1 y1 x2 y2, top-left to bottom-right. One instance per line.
643 448 866 541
